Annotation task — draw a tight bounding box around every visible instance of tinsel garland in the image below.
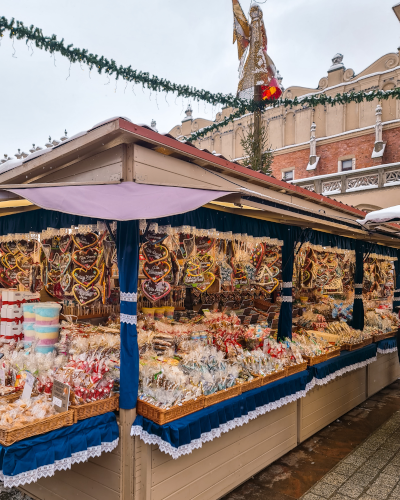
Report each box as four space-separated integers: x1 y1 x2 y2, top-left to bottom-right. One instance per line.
1 16 400 144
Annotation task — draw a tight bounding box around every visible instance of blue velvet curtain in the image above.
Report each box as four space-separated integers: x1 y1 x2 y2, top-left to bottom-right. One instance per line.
117 220 140 410
352 240 365 330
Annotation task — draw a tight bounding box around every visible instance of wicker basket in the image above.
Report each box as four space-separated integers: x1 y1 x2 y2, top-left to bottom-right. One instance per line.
302 353 328 366
136 397 205 425
0 390 22 404
341 341 365 351
70 394 119 421
204 385 242 408
0 409 75 446
261 368 287 386
287 361 308 376
326 347 341 360
240 377 262 393
372 332 396 343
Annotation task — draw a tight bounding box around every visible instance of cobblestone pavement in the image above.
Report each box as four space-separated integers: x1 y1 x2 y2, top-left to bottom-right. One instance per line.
223 380 400 500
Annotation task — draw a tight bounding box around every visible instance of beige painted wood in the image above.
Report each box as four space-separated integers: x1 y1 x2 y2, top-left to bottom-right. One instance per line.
368 352 400 397
298 368 367 443
120 409 136 500
136 402 297 500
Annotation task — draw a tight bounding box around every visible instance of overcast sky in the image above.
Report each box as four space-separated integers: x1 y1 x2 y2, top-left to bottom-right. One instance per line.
0 0 399 158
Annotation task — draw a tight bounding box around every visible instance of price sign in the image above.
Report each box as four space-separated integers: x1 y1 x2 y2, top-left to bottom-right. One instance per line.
21 372 35 401
52 380 70 413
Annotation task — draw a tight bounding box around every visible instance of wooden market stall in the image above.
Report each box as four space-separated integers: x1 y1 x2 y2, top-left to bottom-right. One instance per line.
0 118 398 500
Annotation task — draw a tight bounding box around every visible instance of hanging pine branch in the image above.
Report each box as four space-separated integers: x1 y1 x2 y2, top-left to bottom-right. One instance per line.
240 121 274 175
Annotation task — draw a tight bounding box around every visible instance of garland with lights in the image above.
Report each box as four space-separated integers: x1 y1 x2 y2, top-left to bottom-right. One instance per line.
1 16 400 143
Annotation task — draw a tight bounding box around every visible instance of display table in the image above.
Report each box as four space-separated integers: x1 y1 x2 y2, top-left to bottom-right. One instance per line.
368 338 400 397
0 412 119 490
132 370 313 460
377 337 397 354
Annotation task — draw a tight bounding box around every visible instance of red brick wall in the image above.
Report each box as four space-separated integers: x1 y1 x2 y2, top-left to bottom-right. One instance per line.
271 126 400 181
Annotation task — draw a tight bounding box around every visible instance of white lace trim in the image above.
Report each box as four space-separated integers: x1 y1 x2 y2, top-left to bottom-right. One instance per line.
281 296 293 303
377 347 398 354
120 292 138 302
120 313 137 325
282 282 293 288
394 289 400 293
131 386 312 459
354 284 363 289
0 438 119 488
354 294 363 300
313 357 377 387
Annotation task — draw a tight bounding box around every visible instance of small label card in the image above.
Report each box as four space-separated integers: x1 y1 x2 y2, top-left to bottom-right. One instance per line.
52 379 70 413
21 372 35 401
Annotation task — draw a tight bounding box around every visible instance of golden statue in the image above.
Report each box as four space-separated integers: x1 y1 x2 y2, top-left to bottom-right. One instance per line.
232 0 282 101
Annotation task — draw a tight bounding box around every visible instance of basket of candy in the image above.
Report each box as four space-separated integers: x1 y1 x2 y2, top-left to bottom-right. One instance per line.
70 393 120 421
136 396 205 425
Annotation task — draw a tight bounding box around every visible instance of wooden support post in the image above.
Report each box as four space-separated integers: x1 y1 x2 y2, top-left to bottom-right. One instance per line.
119 408 136 500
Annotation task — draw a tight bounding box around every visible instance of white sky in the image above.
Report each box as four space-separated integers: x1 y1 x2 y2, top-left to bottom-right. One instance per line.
0 0 399 158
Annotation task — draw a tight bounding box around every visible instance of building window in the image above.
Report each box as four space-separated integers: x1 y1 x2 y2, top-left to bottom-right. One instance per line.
282 170 294 181
341 159 354 172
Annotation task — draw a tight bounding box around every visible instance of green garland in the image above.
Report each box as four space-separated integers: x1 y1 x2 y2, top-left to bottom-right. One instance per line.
1 16 400 144
187 87 400 142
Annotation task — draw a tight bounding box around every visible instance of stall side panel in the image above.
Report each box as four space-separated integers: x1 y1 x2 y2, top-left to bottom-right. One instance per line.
140 402 297 500
368 352 400 397
298 367 367 443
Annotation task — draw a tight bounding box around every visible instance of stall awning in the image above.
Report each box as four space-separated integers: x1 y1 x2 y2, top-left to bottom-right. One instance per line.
357 205 400 225
6 183 234 221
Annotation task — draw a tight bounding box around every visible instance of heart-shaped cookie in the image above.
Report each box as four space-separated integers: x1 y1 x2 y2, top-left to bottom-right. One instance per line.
72 248 98 270
198 254 214 274
257 278 279 295
195 236 215 254
72 267 100 288
73 284 101 305
16 272 30 289
5 241 18 255
5 268 18 284
16 255 33 275
60 273 72 293
45 282 63 300
265 251 279 268
72 233 99 249
0 268 14 287
195 272 216 293
145 229 168 244
59 234 72 254
17 240 35 256
251 243 265 270
3 253 17 270
142 280 171 302
48 269 62 284
142 243 169 263
143 261 171 283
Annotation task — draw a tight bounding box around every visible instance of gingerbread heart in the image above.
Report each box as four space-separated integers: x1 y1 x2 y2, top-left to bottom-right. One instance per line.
73 284 100 305
195 236 215 254
265 251 279 268
16 272 30 289
145 229 168 244
17 240 35 256
0 268 14 287
60 273 72 293
72 233 99 249
5 268 18 284
5 241 18 255
45 283 63 300
195 272 216 293
48 269 62 284
143 261 171 283
198 254 214 274
72 248 98 270
3 253 17 270
142 280 171 302
16 255 33 275
257 278 279 295
59 234 72 254
72 267 100 288
142 243 169 263
186 258 202 277
251 243 265 270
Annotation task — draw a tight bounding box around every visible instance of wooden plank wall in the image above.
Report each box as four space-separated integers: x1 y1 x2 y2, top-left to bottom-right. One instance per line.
298 367 367 443
137 402 297 500
367 352 400 397
19 428 121 500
